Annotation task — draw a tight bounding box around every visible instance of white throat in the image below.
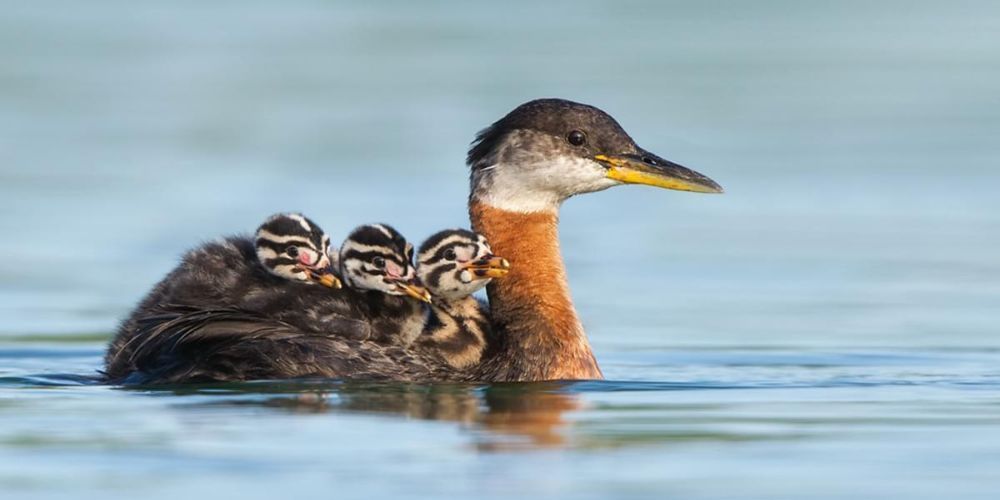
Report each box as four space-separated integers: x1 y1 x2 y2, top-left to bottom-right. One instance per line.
472 174 562 213
470 156 616 214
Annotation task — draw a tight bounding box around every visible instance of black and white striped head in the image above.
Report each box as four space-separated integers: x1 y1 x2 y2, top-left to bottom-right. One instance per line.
339 224 431 303
417 229 510 302
255 213 340 288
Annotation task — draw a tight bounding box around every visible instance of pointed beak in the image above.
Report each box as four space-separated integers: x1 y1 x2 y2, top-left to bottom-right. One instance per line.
301 254 342 289
462 255 511 280
307 269 342 289
594 150 723 194
390 279 433 304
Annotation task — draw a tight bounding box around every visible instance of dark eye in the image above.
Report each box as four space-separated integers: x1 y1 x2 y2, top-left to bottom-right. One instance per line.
567 130 586 146
285 246 299 258
444 248 457 261
372 256 386 268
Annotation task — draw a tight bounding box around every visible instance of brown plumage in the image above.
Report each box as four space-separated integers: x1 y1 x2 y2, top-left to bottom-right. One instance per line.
469 203 602 381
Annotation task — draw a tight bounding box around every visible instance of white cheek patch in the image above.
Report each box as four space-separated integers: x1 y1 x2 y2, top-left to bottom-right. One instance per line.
473 156 616 213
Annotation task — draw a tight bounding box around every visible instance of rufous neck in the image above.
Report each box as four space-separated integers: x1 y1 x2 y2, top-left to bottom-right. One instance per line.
469 201 602 381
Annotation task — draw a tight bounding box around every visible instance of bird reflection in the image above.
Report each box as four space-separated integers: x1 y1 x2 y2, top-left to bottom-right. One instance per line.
477 385 580 450
168 380 580 450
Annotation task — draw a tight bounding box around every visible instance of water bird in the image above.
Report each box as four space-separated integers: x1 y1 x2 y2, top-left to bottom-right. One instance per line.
255 212 341 288
465 98 722 381
106 213 342 378
413 229 510 369
336 223 432 345
104 98 722 383
105 219 432 381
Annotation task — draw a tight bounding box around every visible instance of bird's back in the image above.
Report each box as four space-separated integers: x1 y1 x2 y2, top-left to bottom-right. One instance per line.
119 307 458 384
106 236 261 378
105 236 448 383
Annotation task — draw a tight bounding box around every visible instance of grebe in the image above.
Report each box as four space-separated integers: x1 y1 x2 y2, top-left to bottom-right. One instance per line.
336 223 432 345
253 221 431 343
104 98 721 384
106 217 432 379
413 229 509 369
466 99 722 381
255 212 341 288
105 213 344 379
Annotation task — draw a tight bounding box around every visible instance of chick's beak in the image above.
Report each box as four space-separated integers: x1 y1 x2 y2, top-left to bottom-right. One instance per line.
391 279 433 304
462 255 511 279
300 253 340 289
595 149 723 194
308 269 342 289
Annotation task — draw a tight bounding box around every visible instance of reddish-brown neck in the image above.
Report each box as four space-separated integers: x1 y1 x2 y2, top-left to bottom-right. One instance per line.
470 202 602 381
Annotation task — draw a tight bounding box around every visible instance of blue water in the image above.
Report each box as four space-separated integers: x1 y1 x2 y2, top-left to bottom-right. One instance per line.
2 1 1000 498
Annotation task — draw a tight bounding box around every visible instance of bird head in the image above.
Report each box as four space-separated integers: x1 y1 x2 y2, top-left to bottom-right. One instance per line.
339 223 432 303
468 98 722 212
254 213 340 288
417 229 509 302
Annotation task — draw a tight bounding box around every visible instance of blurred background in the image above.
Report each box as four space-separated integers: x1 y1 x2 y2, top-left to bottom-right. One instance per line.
1 1 999 499
1 0 997 350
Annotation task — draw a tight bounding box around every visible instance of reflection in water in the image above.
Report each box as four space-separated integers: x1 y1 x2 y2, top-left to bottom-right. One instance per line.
151 379 848 452
160 381 580 450
477 384 580 450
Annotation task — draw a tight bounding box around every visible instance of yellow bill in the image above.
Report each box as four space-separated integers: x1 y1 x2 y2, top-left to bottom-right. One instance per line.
464 255 511 279
595 153 723 194
395 281 433 303
308 270 342 289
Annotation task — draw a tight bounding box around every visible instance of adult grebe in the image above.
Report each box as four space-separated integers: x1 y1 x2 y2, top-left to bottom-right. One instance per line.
104 98 721 384
466 98 722 381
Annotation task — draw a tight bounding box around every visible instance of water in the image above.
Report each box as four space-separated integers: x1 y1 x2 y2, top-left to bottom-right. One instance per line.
2 1 1000 498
